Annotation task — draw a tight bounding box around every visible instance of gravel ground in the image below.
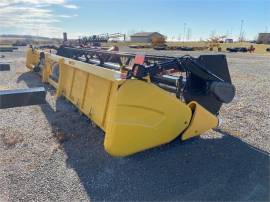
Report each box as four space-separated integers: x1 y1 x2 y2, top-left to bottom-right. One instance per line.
0 47 269 201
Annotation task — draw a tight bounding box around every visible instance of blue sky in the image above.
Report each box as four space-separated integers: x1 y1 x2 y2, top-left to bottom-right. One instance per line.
0 0 269 40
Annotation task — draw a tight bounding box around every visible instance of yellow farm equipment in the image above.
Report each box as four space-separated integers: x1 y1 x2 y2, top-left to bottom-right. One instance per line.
26 45 235 157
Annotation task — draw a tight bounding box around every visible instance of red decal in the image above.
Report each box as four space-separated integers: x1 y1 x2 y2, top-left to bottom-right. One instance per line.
134 54 145 65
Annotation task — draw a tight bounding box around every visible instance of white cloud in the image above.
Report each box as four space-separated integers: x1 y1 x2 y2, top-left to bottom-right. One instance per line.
0 0 78 37
57 14 78 18
63 4 78 9
0 0 65 7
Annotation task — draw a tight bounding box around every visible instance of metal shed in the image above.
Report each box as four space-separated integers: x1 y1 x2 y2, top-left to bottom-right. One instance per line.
257 33 270 44
130 32 164 43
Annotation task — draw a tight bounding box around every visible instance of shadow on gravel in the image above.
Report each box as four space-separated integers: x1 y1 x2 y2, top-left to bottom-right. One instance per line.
18 72 270 202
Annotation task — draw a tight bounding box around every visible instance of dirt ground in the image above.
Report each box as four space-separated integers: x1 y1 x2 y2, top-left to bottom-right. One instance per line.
0 47 269 201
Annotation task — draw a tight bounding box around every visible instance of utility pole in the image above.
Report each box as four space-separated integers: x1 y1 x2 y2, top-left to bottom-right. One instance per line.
183 23 186 42
239 20 244 42
187 28 191 41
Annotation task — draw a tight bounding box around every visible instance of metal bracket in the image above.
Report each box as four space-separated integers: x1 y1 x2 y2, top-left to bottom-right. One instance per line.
0 87 46 109
0 63 10 71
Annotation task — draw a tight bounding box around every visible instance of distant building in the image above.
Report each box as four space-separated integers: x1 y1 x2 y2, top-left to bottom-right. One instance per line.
130 32 164 43
225 38 233 43
257 33 270 44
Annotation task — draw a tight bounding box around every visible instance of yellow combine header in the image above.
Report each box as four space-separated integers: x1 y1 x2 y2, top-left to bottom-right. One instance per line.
26 46 235 156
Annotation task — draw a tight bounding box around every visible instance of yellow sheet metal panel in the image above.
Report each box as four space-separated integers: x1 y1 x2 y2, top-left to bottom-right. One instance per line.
81 74 113 129
70 69 88 107
59 64 74 98
26 48 39 69
104 80 192 157
44 54 66 84
181 101 218 141
42 58 52 83
103 83 120 130
26 49 53 84
56 61 122 130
